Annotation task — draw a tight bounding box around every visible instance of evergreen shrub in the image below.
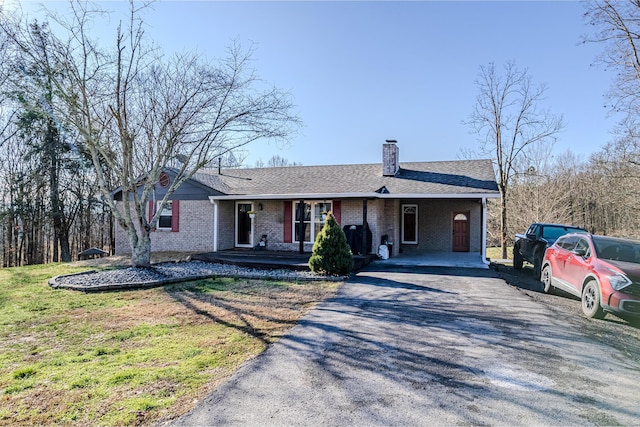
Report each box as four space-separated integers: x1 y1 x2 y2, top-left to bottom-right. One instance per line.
308 212 353 276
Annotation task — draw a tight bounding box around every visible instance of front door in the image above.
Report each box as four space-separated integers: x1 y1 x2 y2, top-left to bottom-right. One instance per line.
401 204 418 244
452 212 469 252
236 202 253 247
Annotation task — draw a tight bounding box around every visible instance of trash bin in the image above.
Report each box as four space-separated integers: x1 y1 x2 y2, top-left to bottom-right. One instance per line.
378 244 389 259
343 225 372 255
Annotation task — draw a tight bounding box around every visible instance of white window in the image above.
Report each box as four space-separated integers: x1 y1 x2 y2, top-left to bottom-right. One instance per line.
157 201 173 230
294 201 332 243
454 213 468 221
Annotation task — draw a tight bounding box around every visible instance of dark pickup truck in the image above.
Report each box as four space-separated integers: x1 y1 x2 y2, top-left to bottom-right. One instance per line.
513 223 588 279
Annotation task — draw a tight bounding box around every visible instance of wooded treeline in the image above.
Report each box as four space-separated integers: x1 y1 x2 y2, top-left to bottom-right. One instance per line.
484 0 640 250
487 134 640 248
0 21 116 267
0 0 299 268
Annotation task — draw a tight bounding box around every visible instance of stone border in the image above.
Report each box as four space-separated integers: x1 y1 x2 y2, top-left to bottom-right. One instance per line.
48 268 346 292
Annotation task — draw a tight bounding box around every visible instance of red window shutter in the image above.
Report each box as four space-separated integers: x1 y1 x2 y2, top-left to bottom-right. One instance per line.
171 200 180 232
283 201 292 243
333 200 341 225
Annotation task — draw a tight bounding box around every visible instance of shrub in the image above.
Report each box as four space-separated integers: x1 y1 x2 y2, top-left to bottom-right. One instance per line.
309 212 353 275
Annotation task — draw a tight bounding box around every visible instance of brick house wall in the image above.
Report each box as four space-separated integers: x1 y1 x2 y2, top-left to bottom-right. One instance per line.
216 200 235 250
114 200 215 254
250 200 288 251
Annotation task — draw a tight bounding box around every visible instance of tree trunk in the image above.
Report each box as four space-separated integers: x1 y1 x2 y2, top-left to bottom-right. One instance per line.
5 213 13 267
59 228 71 262
500 186 508 260
108 205 115 255
130 232 151 268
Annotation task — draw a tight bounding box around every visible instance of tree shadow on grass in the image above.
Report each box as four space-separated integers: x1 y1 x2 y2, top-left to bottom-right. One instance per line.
164 279 323 346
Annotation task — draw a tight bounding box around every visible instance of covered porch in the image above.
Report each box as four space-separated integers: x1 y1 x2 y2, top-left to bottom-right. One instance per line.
191 249 487 271
192 250 375 271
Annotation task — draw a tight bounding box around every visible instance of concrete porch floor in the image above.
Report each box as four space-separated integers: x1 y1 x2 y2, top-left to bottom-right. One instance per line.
376 251 489 269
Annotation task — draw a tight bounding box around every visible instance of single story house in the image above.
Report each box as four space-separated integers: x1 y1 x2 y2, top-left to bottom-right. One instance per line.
113 140 500 263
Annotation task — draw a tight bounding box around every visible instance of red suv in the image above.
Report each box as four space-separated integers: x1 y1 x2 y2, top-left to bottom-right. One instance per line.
541 233 640 319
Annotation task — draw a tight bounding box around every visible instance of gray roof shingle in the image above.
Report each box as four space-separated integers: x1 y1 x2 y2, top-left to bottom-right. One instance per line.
192 159 499 198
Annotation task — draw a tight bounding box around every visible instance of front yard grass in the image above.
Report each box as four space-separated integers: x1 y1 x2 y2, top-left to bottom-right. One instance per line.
0 263 340 426
486 246 513 261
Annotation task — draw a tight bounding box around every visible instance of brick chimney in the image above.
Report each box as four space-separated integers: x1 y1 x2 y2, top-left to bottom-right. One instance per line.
382 139 399 176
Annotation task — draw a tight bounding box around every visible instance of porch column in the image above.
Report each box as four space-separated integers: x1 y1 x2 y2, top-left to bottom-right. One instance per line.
209 197 219 252
213 200 219 252
481 197 488 264
298 200 305 254
362 199 368 255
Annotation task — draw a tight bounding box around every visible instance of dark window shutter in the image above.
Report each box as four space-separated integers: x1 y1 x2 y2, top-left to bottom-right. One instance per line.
333 200 341 225
284 201 292 243
171 200 180 232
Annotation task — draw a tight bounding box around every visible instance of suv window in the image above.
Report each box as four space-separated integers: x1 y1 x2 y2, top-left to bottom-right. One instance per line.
574 238 591 257
527 224 538 236
557 235 580 251
593 236 640 262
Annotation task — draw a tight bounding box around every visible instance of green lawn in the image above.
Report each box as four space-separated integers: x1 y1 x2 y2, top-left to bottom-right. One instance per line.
486 246 513 261
0 263 339 426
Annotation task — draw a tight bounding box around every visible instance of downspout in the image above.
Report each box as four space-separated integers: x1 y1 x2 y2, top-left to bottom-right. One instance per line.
482 197 489 265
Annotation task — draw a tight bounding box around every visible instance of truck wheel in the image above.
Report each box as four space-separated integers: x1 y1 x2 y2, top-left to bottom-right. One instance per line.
582 280 605 319
513 246 523 270
533 251 543 280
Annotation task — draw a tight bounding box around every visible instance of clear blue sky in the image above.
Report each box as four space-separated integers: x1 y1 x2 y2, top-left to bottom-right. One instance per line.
15 1 616 167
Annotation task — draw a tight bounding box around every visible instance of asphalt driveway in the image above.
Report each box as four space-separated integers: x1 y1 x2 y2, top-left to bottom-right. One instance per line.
171 264 640 426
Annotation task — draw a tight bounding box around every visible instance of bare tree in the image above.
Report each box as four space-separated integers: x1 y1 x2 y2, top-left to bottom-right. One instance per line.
465 61 564 259
254 154 301 168
266 154 301 167
584 0 640 117
2 1 299 267
0 12 18 149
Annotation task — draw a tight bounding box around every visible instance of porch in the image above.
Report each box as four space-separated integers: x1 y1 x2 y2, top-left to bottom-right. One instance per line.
191 250 488 271
192 250 375 272
378 251 488 269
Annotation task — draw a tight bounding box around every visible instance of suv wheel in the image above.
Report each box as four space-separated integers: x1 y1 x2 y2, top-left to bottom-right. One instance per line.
582 280 605 319
541 265 553 293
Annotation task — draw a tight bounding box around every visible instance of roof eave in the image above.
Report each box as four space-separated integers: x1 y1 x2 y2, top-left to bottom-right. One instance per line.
208 192 500 201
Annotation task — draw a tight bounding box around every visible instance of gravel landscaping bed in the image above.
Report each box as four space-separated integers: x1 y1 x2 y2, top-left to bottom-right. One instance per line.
49 260 342 292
